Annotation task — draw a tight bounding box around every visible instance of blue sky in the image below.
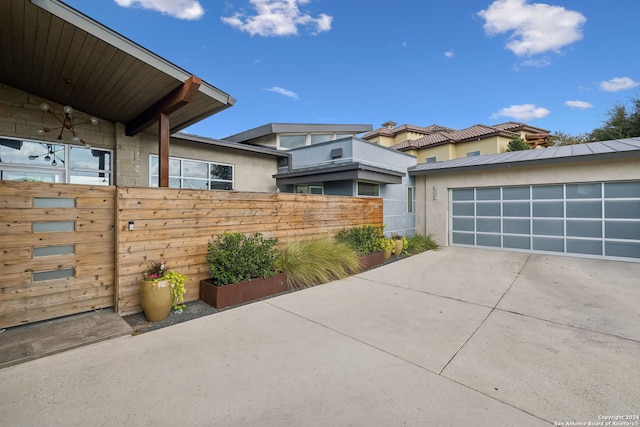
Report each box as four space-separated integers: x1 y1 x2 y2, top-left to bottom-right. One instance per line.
63 0 639 139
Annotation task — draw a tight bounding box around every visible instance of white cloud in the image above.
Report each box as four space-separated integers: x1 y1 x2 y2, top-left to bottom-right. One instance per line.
478 0 586 56
518 57 551 69
221 0 333 37
599 77 639 92
491 103 550 120
114 0 204 20
266 86 299 100
444 50 455 58
565 100 594 109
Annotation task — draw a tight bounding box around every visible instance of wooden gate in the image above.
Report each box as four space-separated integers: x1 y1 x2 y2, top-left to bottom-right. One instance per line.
0 181 116 328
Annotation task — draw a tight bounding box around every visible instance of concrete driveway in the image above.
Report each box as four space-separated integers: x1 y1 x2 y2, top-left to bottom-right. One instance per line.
1 247 638 426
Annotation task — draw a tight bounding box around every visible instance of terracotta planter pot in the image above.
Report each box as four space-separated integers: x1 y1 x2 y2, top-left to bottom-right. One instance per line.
383 248 393 259
200 272 288 309
140 279 172 322
393 239 403 256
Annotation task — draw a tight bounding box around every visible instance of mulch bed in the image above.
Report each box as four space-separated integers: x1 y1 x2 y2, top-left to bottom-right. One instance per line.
125 254 408 335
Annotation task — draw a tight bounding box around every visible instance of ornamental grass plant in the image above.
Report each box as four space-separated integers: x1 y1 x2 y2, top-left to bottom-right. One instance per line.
404 234 439 255
275 238 362 289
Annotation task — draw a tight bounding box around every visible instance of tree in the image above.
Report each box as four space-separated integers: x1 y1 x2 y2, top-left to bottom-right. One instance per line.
549 131 593 146
506 137 530 152
589 96 640 141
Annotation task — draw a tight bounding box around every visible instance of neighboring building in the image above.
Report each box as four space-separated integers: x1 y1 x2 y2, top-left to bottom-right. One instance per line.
363 121 551 164
225 124 417 236
409 138 640 262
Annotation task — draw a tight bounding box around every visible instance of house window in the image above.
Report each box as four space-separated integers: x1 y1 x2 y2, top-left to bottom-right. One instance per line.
310 134 333 145
150 155 233 190
279 135 307 149
408 187 414 213
357 182 380 197
294 183 323 194
425 156 437 163
0 137 111 185
466 151 480 157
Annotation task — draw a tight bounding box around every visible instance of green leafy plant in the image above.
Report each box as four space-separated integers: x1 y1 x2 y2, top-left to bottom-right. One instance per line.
206 232 278 286
275 238 362 289
143 260 187 311
404 234 439 255
377 237 395 252
335 224 385 256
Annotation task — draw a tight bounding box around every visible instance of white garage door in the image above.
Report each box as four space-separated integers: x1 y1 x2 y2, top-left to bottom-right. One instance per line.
450 181 640 261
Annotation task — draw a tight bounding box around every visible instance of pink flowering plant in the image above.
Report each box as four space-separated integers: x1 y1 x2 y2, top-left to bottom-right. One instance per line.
143 260 168 282
142 259 187 311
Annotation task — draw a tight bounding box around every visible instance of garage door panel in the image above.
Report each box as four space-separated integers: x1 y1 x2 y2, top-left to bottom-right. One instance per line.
450 181 639 261
504 235 530 250
566 201 602 218
453 232 474 245
477 203 500 216
605 181 640 197
503 187 530 200
566 220 602 238
605 221 640 240
567 239 603 256
452 203 474 216
532 185 563 199
605 241 640 259
477 218 500 233
477 234 501 247
567 183 601 198
532 219 563 236
533 237 564 252
605 200 640 218
533 201 563 217
503 202 530 217
503 219 529 234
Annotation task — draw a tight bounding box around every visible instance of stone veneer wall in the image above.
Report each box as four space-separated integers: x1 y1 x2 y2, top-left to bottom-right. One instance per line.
0 83 145 187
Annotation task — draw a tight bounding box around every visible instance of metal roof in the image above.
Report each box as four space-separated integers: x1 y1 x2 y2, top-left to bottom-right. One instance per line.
408 138 640 176
224 123 373 143
1 0 235 135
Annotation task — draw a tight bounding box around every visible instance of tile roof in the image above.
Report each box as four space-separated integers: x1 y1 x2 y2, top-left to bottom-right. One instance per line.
408 137 640 175
363 121 548 149
391 132 453 150
493 121 550 134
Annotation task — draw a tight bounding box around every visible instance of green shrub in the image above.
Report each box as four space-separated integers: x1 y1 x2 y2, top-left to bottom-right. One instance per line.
206 232 278 286
275 238 362 289
335 224 385 256
404 234 439 255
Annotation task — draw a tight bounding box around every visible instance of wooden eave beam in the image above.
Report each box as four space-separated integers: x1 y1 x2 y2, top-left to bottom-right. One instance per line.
124 76 202 136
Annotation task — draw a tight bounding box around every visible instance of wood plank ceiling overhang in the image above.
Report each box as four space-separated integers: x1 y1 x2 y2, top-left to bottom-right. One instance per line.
0 0 236 136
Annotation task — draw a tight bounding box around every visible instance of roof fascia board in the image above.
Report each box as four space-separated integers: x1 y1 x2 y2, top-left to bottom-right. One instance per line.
408 150 640 176
30 0 233 105
173 133 289 158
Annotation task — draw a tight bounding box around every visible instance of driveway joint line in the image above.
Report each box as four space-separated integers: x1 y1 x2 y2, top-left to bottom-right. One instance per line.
438 254 532 375
265 299 550 425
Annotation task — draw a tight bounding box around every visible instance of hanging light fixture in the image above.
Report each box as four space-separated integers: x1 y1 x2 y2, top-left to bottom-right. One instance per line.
28 143 64 167
38 103 98 148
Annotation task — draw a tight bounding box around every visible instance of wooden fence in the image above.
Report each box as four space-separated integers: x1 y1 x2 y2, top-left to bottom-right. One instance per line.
116 188 383 315
0 182 383 327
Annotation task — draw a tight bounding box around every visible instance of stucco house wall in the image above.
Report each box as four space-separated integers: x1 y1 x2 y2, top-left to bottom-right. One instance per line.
414 157 640 247
138 135 280 192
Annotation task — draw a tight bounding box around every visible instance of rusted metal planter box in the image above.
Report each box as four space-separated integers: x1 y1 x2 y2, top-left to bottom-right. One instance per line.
200 272 288 309
357 251 385 272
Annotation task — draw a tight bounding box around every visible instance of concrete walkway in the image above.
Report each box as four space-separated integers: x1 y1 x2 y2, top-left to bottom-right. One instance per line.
1 247 638 426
